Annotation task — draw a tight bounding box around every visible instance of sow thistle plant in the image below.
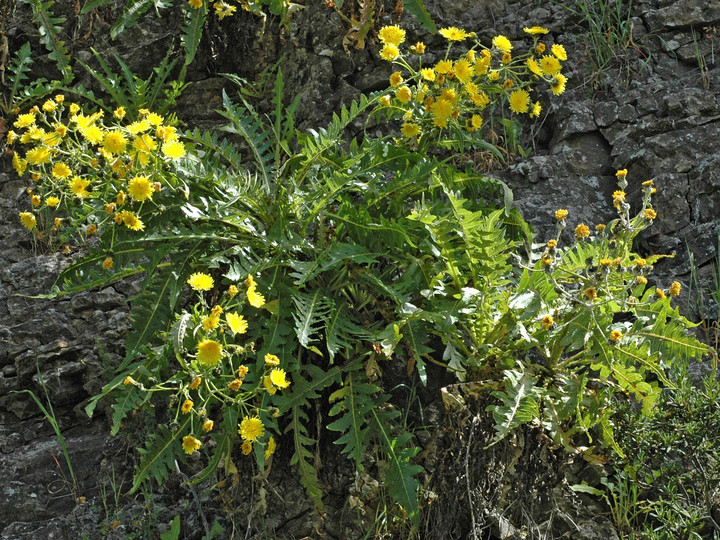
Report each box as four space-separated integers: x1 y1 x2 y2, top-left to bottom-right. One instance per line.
9 96 185 251
478 169 714 459
122 271 286 474
375 24 568 153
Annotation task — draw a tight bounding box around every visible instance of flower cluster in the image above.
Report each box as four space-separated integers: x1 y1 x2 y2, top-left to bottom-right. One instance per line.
128 271 286 459
9 97 185 250
375 25 568 145
537 169 680 342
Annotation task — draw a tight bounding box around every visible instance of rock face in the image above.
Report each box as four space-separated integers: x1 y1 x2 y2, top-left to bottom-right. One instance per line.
2 0 719 537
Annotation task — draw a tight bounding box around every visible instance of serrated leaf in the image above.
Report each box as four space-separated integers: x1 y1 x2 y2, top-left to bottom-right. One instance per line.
402 0 435 33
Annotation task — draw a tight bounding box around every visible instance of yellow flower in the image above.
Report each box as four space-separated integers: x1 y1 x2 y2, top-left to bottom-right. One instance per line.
26 147 51 165
214 1 237 19
551 44 567 61
636 275 648 285
502 52 512 64
189 376 202 390
121 211 145 231
202 314 220 331
379 44 400 61
116 191 126 206
128 120 151 134
162 140 185 159
103 131 128 154
113 107 126 120
453 59 474 83
31 194 41 207
596 224 606 232
197 339 223 367
247 286 265 308
401 122 421 138
420 68 436 82
536 43 546 55
264 436 276 459
264 353 280 367
228 284 239 297
541 315 554 329
584 287 597 300
181 399 194 414
241 441 252 455
527 57 544 77
263 375 277 394
238 416 264 442
226 312 248 334
550 74 567 95
379 95 391 107
389 72 403 87
492 35 513 53
19 212 36 230
182 435 202 455
555 208 568 220
69 103 80 114
644 208 657 220
574 223 590 239
540 55 562 76
146 112 164 126
237 365 249 378
42 100 57 112
69 176 91 198
133 133 157 153
470 91 490 108
187 272 214 291
529 101 542 118
431 99 453 128
51 162 71 179
609 330 623 342
81 125 104 144
467 114 483 132
128 175 154 201
270 368 290 389
14 113 36 128
439 26 469 41
435 59 453 74
476 50 491 72
488 70 500 81
202 419 214 432
189 0 203 7
524 26 549 35
378 25 406 46
46 196 60 207
612 190 626 208
228 379 243 391
656 288 667 300
669 281 681 297
411 41 425 54
396 86 412 103
509 89 530 114
100 257 113 270
547 239 557 249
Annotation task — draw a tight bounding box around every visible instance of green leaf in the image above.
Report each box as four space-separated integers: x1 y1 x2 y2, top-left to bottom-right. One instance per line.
182 0 207 67
291 290 331 351
27 0 72 80
488 369 543 445
401 0 436 33
132 419 190 493
160 515 181 540
81 0 114 14
373 417 423 520
111 0 156 39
